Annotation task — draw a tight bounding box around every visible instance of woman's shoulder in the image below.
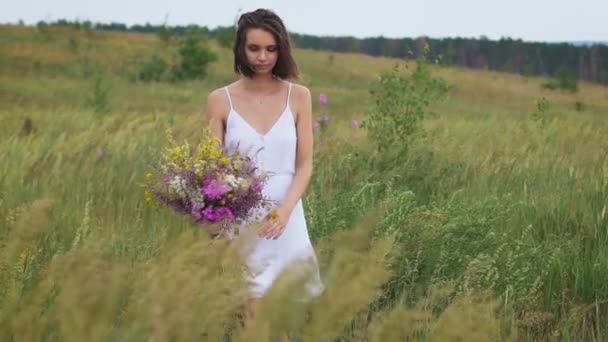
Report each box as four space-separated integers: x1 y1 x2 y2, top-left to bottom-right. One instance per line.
207 87 226 104
287 82 311 102
208 81 239 102
205 84 235 120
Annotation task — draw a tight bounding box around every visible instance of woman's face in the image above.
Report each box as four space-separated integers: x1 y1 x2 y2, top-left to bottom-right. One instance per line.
244 28 278 75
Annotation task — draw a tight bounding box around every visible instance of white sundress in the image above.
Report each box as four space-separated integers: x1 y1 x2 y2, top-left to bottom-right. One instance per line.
223 81 324 300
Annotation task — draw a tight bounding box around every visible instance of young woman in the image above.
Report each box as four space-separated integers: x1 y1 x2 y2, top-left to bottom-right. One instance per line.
204 8 324 338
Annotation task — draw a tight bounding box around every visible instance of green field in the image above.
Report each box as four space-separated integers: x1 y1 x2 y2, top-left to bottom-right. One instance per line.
1 24 608 341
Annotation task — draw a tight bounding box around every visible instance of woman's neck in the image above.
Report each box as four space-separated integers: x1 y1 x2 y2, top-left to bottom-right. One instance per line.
240 74 281 94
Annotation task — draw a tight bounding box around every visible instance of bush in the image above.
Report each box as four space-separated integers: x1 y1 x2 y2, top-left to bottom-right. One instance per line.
171 30 217 81
215 26 235 49
530 97 551 127
157 23 172 46
361 57 449 155
136 55 169 82
542 66 578 92
86 71 111 115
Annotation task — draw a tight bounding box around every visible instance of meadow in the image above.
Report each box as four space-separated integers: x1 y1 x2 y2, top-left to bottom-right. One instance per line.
1 24 608 341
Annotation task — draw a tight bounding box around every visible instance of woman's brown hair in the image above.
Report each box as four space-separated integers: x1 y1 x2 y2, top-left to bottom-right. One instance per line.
233 9 299 80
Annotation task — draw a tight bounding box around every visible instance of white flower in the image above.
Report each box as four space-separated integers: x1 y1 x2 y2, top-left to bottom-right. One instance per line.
224 174 241 190
187 187 205 205
168 175 187 198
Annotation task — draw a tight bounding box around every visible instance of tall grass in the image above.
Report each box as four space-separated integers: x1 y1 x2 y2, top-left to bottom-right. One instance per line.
1 24 607 340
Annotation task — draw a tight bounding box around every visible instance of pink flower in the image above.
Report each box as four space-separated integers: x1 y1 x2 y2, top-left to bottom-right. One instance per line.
351 118 359 128
203 206 234 223
216 207 234 221
313 121 320 133
322 114 330 123
203 206 220 221
202 178 227 200
252 180 263 192
192 202 205 222
319 93 327 105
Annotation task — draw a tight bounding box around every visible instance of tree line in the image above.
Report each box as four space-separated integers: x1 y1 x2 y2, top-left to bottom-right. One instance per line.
36 20 608 84
289 34 608 85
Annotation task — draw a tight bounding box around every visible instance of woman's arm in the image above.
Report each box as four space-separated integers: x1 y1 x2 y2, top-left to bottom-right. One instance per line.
281 84 314 211
205 89 228 145
260 84 314 240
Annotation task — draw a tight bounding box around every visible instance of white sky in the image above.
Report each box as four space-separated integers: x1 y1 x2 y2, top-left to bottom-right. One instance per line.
1 0 606 42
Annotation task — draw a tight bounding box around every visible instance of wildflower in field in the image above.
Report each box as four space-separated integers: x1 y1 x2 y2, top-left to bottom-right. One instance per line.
319 93 327 105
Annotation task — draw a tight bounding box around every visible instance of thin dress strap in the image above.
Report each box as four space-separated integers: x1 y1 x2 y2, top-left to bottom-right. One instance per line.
223 86 234 110
286 82 292 107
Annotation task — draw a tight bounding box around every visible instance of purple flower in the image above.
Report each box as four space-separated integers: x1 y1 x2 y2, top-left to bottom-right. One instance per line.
202 206 234 222
165 198 189 214
252 180 263 192
351 117 359 128
322 114 330 123
216 207 234 221
319 93 327 105
192 202 205 222
203 206 220 221
201 178 228 200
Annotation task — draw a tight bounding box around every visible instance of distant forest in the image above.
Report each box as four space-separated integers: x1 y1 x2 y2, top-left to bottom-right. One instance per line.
39 20 608 84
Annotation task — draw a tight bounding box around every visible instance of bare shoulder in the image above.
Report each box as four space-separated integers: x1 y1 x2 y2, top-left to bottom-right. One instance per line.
289 83 312 117
288 83 312 125
205 87 230 121
289 83 312 103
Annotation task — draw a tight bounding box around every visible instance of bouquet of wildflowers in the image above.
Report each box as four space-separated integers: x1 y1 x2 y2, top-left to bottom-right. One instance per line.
144 128 272 239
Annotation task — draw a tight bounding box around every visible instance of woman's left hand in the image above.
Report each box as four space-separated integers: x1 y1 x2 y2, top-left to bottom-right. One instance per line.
259 204 292 240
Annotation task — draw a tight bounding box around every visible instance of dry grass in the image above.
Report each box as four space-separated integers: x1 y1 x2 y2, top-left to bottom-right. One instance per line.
1 24 607 340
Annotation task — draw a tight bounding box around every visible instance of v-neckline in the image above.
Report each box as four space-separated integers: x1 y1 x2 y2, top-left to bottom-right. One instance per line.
229 106 289 138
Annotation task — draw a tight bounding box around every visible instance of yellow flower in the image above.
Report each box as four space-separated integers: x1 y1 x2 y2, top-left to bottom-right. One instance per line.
269 210 279 219
146 172 153 180
220 156 229 166
219 200 226 205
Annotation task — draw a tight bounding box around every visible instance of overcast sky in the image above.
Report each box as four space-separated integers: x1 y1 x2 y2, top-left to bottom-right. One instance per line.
2 0 606 43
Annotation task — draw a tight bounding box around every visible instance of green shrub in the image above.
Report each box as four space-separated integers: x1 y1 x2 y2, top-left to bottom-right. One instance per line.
215 25 235 49
136 55 169 82
86 71 111 115
171 30 217 81
542 66 578 92
361 57 449 156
